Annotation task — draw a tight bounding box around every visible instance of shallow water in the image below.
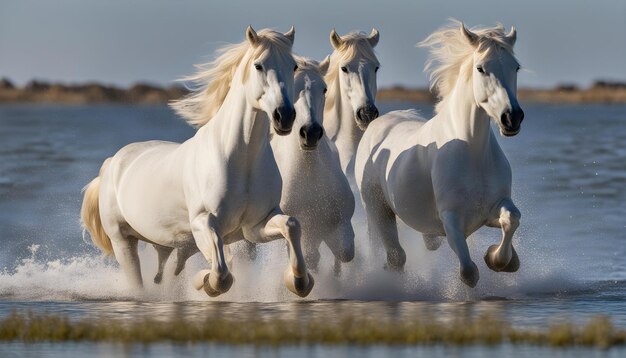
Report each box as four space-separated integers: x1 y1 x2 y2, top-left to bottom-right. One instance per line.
0 103 625 353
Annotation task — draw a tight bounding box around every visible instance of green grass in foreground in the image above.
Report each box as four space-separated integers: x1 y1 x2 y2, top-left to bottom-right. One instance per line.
1 312 625 348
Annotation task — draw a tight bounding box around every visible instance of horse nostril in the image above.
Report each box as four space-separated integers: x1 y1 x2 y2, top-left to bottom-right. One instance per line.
356 108 365 122
299 126 307 139
310 124 323 141
372 107 379 119
273 109 281 122
500 112 512 127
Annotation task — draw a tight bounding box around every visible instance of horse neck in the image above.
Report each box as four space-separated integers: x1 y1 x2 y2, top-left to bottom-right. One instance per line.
195 79 269 165
438 78 493 155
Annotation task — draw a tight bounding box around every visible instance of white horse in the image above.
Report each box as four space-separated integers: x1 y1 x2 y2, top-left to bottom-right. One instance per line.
81 26 314 297
153 56 356 279
355 21 524 287
324 29 381 176
270 56 355 273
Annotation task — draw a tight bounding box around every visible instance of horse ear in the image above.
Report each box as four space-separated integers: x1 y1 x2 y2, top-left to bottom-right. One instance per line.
285 26 295 44
246 25 259 46
319 55 331 76
330 29 344 50
367 28 380 48
506 26 517 46
460 23 478 45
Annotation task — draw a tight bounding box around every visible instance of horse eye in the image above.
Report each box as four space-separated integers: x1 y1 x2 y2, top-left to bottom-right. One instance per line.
254 64 263 71
341 66 348 73
294 65 298 71
375 66 380 73
477 66 485 74
323 88 328 94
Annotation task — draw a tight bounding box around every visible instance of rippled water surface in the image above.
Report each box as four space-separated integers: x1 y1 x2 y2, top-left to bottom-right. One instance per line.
0 103 625 355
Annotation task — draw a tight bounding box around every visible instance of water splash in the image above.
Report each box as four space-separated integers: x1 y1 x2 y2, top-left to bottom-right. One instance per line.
0 204 584 303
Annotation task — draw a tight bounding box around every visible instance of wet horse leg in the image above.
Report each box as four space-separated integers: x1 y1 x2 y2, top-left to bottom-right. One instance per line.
109 232 143 289
440 210 479 287
485 198 521 272
244 209 314 297
364 192 405 271
325 224 355 276
190 213 233 297
153 245 174 284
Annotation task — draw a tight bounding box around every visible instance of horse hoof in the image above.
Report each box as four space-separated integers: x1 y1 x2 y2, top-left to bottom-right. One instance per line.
503 247 520 272
153 272 163 284
174 264 185 276
284 270 315 298
460 262 479 288
384 249 406 272
484 245 520 272
203 272 234 297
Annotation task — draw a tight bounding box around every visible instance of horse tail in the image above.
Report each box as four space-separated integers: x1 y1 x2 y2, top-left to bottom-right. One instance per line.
81 158 114 256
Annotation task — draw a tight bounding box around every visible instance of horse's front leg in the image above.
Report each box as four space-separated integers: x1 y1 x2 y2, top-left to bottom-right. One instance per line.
440 211 479 287
325 224 355 277
484 198 521 272
244 209 314 297
189 213 234 297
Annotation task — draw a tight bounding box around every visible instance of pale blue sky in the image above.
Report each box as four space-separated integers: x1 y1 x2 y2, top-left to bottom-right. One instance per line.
1 0 624 88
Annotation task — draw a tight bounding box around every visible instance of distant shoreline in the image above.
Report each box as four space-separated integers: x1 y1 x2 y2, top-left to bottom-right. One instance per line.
1 78 625 105
378 81 626 104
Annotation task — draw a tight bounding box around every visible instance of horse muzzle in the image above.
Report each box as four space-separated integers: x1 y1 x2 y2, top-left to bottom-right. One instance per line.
500 107 524 137
355 103 379 130
298 122 324 151
272 105 296 136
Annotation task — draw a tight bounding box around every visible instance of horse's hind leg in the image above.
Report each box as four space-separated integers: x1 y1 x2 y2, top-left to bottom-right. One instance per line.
110 234 143 289
173 246 199 276
423 234 444 251
484 198 521 272
153 245 174 284
440 211 479 287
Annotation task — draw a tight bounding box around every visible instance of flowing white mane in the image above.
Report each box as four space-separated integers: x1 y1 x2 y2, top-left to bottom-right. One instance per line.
418 20 518 113
294 55 322 76
171 30 294 128
325 32 379 109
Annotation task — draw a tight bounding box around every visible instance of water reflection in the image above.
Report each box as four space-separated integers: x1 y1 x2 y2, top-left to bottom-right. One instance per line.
2 290 625 330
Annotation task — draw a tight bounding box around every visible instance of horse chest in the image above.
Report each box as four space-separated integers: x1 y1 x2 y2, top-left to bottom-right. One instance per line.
239 156 283 226
281 161 352 227
432 154 511 230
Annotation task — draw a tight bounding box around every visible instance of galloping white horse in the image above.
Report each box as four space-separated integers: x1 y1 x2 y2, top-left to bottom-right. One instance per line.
152 56 356 279
324 29 381 176
81 26 314 297
355 21 524 287
270 56 355 273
